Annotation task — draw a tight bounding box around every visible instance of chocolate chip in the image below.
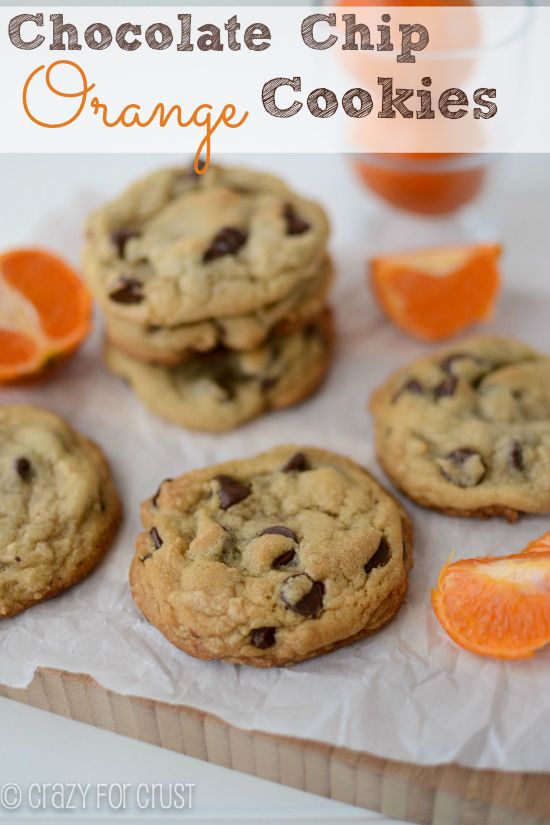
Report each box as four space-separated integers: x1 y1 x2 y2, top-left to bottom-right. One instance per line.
510 441 524 471
203 227 247 262
281 575 324 617
294 581 324 617
259 526 297 541
150 527 163 549
282 452 308 473
447 447 478 463
111 228 140 257
152 478 172 507
364 537 391 574
109 277 144 304
392 378 424 404
283 203 310 236
272 550 296 569
15 556 21 563
438 448 486 488
434 375 458 400
14 457 32 481
215 475 251 510
251 627 276 649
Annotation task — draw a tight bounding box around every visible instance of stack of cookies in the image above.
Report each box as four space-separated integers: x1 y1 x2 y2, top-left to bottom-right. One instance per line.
83 164 333 432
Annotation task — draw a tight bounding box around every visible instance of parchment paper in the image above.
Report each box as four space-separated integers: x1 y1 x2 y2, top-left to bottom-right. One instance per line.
1 154 549 773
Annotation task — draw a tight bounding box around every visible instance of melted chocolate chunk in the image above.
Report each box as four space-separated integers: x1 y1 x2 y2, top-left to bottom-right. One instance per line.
434 375 458 400
203 227 247 262
392 378 424 404
215 475 251 510
150 527 163 549
152 478 172 507
281 575 325 617
14 457 32 482
510 441 524 471
282 452 308 473
364 537 391 574
111 228 140 257
272 549 296 569
259 525 297 541
283 203 310 236
293 581 325 617
109 277 144 305
251 627 276 649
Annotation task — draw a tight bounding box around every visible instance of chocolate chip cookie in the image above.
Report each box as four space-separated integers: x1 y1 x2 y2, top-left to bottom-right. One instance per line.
84 164 330 326
130 445 413 666
105 311 333 432
371 336 550 521
105 256 333 365
0 405 121 618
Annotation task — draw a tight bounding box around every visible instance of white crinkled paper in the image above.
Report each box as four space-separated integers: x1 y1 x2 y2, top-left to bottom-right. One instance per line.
1 154 549 772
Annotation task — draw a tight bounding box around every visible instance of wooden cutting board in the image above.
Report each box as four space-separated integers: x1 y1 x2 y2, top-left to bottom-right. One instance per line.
1 667 549 824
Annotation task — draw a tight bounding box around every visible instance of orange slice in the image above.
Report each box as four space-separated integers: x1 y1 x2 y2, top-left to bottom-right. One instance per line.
523 532 550 556
370 243 501 342
0 248 92 383
432 542 550 659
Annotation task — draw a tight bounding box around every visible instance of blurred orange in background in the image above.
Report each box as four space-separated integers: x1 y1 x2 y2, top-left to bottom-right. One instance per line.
334 0 486 215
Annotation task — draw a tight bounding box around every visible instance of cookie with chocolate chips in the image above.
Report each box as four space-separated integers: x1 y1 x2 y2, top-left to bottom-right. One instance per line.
83 163 329 327
104 310 333 432
130 446 412 667
104 256 334 365
0 405 121 618
371 336 550 521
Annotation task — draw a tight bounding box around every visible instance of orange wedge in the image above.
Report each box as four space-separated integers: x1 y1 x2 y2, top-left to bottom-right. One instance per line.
523 532 550 556
0 249 92 383
433 538 550 659
370 243 501 342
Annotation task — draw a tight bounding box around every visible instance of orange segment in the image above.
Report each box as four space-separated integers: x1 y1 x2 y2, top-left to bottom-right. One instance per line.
433 543 550 659
523 532 550 555
370 243 501 342
0 248 92 383
0 329 38 367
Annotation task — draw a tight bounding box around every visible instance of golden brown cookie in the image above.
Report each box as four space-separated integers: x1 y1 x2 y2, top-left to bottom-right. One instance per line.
0 405 121 618
105 311 333 432
371 336 550 521
130 445 413 667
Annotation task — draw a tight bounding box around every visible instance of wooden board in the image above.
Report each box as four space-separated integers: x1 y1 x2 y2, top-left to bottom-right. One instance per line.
1 667 549 825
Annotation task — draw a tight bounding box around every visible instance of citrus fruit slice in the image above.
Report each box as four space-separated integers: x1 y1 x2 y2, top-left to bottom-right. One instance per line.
370 243 501 342
432 547 550 659
0 249 92 382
